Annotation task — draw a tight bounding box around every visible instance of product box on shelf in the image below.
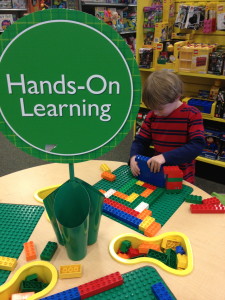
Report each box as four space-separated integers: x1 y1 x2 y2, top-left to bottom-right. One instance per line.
201 129 221 160
208 51 225 75
217 3 225 31
182 97 216 119
0 0 12 8
12 0 26 9
0 14 14 32
139 47 153 69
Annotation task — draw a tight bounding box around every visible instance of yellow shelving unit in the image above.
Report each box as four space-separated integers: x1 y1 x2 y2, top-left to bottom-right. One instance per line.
136 0 225 168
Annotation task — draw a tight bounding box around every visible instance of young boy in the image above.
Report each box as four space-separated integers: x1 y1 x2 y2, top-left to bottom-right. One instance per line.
130 70 205 183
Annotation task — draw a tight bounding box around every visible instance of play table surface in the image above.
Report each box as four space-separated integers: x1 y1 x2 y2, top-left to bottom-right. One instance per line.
1 160 225 300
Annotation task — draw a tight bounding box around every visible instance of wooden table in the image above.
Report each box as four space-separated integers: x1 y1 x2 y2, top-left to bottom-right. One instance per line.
1 160 225 300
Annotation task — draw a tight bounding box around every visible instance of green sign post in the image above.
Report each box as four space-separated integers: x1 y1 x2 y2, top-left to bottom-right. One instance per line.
0 9 141 163
0 9 141 260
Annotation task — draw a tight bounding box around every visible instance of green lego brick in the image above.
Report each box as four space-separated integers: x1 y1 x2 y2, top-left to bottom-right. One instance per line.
96 165 193 234
89 266 176 300
20 280 46 293
119 240 131 253
166 178 183 182
185 195 202 204
25 273 38 281
0 204 44 285
166 249 177 269
40 241 58 261
147 249 168 265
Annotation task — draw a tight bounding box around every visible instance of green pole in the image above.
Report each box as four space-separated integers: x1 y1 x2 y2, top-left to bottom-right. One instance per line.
69 163 75 181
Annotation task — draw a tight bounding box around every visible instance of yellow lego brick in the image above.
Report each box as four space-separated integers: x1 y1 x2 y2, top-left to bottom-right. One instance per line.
125 193 139 203
139 216 155 232
177 254 188 269
100 164 111 172
136 180 144 186
0 256 17 271
161 237 182 250
59 264 82 279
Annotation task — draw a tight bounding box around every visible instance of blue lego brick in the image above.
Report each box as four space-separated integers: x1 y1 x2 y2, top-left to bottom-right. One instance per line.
135 155 166 188
40 287 81 300
151 282 175 300
103 204 142 228
175 246 185 255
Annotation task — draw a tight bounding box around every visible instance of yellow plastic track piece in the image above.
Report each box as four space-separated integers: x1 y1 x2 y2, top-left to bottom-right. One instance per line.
34 185 60 204
109 232 193 276
0 260 58 300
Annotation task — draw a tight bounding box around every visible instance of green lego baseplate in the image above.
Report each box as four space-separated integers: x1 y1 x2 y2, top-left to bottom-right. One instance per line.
0 203 44 285
90 266 176 300
94 165 193 233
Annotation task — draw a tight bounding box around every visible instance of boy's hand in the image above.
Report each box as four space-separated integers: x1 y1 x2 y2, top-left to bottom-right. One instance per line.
147 154 165 173
130 156 140 177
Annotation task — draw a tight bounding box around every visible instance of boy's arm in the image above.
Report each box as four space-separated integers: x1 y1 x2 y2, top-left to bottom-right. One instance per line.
130 134 152 158
163 109 205 165
163 137 205 165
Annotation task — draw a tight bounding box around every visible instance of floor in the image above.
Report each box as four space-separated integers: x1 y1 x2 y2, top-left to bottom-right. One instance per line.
0 131 224 195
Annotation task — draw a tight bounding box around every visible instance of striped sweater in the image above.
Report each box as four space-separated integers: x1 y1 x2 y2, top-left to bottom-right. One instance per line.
130 103 205 183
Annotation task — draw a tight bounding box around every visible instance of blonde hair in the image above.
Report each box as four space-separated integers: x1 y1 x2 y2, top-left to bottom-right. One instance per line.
142 70 183 110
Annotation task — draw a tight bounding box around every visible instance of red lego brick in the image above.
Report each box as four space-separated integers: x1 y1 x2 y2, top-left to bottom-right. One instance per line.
128 247 140 258
163 166 183 178
142 183 157 190
190 204 225 213
103 198 139 217
166 182 182 190
202 197 221 205
78 272 123 299
23 241 37 261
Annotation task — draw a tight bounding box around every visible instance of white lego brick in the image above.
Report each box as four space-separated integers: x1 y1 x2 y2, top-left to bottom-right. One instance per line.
104 189 116 198
134 202 149 213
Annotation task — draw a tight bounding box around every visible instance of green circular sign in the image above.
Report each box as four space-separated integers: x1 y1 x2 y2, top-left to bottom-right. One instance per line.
0 9 141 163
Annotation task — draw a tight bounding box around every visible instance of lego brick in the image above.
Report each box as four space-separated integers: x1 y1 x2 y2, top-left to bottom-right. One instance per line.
40 287 81 300
142 183 157 190
128 248 140 258
0 256 17 271
125 193 139 203
175 246 185 255
25 273 38 281
185 195 202 204
134 201 149 213
140 188 154 198
165 249 177 269
11 292 35 300
20 280 47 293
138 243 161 254
119 240 131 253
59 264 82 279
136 155 166 188
139 216 155 232
103 198 139 217
117 252 130 259
202 197 221 205
190 204 225 213
100 164 111 172
161 237 182 251
104 189 117 198
102 204 142 228
78 272 123 299
163 166 183 179
40 241 58 261
113 191 128 200
137 209 152 220
151 282 174 300
135 180 144 186
177 254 188 269
23 241 37 261
144 222 161 237
101 171 116 182
147 249 168 265
0 203 44 285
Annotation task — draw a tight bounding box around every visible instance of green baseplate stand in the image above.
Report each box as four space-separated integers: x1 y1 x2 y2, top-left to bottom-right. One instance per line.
0 204 44 285
94 165 193 234
89 266 176 300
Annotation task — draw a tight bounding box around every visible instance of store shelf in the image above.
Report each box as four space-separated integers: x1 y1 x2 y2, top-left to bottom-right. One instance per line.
81 2 136 7
139 68 155 72
196 156 225 168
0 8 27 11
203 116 225 123
120 30 136 34
178 72 225 80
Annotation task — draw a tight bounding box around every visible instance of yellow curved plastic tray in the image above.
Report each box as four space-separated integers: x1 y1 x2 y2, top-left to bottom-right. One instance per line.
109 232 193 276
34 185 60 204
0 261 58 300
